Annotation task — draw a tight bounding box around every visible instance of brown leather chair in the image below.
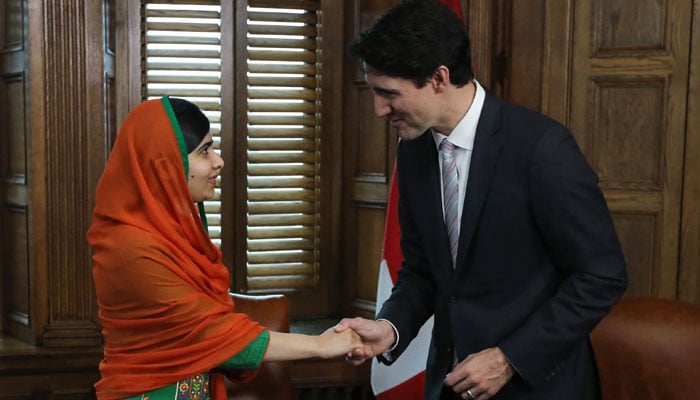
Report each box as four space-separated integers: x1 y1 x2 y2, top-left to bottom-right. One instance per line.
590 297 700 400
225 293 294 400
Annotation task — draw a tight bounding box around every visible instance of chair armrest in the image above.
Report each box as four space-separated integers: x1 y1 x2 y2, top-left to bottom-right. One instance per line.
226 292 293 400
229 292 289 333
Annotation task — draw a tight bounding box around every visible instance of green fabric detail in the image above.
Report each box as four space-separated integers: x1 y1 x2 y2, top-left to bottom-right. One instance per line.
160 96 189 177
122 380 177 400
160 96 209 230
219 330 269 370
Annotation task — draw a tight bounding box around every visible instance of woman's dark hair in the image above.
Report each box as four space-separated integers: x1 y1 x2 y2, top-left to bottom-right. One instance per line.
348 0 473 88
168 97 210 153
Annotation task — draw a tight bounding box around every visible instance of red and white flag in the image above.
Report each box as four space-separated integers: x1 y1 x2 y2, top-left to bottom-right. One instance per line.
371 2 463 399
371 166 434 399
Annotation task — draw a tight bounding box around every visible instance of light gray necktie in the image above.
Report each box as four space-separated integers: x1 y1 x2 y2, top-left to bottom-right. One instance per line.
440 139 460 266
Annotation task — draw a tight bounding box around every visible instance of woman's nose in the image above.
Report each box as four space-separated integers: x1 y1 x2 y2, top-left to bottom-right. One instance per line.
212 151 224 170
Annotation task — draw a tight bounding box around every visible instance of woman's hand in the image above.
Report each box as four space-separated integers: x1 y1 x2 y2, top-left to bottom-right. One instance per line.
316 327 363 359
265 329 365 362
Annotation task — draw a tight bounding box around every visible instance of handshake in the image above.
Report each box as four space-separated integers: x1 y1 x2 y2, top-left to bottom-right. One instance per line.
316 317 396 363
263 316 395 363
319 317 396 365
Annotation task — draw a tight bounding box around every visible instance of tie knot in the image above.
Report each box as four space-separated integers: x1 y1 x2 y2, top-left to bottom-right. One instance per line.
441 139 456 150
440 139 457 153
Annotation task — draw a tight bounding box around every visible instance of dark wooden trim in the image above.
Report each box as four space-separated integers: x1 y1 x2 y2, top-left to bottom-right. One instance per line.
540 0 574 124
27 0 49 346
115 0 141 128
231 0 250 295
679 0 700 303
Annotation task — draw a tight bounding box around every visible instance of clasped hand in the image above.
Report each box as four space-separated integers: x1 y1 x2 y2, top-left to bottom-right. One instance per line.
331 317 514 399
332 317 396 364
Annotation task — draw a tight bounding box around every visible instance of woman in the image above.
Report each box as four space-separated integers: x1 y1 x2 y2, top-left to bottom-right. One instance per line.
87 97 361 400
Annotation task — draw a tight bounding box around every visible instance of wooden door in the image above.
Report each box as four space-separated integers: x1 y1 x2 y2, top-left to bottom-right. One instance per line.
536 0 694 300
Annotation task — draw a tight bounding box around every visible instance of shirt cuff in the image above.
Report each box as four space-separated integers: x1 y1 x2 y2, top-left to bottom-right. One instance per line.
219 330 270 370
377 318 399 360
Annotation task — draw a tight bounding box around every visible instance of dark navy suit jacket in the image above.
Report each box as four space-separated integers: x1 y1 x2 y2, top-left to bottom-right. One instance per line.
377 91 628 399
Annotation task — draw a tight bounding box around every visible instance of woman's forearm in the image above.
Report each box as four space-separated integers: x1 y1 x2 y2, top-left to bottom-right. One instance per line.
264 332 321 361
263 329 361 361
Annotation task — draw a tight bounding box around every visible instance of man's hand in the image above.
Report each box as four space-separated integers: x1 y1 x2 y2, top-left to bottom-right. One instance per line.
334 317 396 365
443 347 514 399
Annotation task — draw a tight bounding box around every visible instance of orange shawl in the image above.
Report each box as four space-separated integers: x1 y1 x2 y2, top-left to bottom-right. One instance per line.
87 98 264 399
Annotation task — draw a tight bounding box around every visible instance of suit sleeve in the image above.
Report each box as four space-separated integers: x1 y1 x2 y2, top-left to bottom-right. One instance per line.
498 125 627 386
376 142 437 363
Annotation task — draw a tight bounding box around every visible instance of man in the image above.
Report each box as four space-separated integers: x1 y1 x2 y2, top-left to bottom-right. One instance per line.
336 1 628 399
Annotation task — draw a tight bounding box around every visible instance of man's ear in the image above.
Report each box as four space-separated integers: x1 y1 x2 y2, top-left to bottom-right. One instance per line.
432 65 450 92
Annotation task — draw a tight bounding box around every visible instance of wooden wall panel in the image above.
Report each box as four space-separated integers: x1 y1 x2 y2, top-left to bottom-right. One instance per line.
6 81 26 175
613 214 658 297
1 0 33 343
594 0 665 52
356 86 390 175
355 208 385 302
590 78 664 186
509 0 544 111
7 211 29 323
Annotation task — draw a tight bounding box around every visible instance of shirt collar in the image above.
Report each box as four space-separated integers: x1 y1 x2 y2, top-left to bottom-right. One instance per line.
432 79 485 151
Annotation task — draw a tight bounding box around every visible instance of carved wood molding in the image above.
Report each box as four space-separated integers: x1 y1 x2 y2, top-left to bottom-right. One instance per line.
32 0 106 346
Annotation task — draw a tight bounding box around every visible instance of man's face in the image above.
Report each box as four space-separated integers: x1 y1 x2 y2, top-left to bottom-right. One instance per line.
365 70 439 140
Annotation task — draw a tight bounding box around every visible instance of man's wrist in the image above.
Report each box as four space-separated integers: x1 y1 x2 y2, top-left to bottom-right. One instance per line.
376 318 398 353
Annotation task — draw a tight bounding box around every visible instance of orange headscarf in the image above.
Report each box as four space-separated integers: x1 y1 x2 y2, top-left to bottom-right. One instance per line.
88 98 264 400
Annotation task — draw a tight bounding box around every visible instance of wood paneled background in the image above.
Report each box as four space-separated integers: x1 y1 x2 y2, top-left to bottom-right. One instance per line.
1 0 699 398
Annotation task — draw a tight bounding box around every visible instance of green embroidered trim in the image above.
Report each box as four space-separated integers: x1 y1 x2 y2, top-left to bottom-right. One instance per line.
176 373 210 400
219 330 269 370
123 372 210 400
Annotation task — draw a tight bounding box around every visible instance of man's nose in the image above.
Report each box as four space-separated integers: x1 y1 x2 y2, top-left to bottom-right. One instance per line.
374 95 391 117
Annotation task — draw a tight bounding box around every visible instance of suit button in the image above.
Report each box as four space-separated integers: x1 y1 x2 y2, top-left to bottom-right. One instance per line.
449 296 456 303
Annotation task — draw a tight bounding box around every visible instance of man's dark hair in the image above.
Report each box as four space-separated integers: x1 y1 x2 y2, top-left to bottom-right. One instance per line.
348 0 473 88
168 97 210 153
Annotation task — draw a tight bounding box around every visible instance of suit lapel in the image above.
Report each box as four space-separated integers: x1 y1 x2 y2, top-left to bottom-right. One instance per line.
455 92 504 269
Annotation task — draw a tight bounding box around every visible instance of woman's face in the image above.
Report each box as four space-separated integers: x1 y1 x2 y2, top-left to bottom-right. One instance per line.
187 133 224 202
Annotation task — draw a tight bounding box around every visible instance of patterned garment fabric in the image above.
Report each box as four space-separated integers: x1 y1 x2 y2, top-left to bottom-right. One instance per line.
176 373 210 400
